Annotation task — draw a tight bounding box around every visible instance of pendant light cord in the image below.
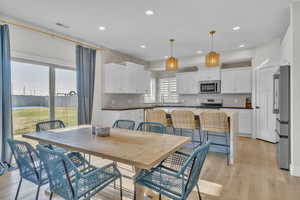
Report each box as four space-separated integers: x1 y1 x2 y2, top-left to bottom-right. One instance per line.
170 39 174 57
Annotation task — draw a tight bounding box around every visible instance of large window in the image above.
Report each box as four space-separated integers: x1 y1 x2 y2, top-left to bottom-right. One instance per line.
11 60 77 139
158 77 179 103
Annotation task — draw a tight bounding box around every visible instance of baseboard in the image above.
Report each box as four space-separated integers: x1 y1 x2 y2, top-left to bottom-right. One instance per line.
290 163 300 177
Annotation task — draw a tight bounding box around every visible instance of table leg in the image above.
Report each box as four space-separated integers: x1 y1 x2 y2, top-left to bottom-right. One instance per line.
134 167 145 200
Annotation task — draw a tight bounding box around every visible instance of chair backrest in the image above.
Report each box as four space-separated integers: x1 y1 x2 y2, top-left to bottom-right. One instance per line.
178 141 210 199
200 111 229 132
7 139 41 182
112 120 135 130
145 109 169 126
137 122 165 134
171 110 197 129
37 144 80 199
36 120 66 132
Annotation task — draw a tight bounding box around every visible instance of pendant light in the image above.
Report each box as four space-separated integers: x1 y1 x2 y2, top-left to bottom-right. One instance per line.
205 31 220 67
166 39 178 71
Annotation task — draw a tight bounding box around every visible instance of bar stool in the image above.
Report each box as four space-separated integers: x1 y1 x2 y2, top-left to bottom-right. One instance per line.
146 109 172 133
171 110 202 150
200 110 230 165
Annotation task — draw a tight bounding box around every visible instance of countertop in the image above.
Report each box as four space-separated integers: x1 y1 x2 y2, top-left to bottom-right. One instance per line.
102 104 253 111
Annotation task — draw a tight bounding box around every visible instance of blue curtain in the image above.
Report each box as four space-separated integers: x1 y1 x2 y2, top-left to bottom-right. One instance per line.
0 24 13 163
76 45 96 125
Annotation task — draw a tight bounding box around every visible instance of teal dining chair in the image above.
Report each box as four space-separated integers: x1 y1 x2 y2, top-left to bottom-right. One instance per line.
7 139 49 200
136 122 166 133
135 141 210 200
112 120 135 130
37 144 123 200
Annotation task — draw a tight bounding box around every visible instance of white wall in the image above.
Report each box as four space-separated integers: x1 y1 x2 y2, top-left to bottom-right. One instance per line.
149 49 254 71
290 1 300 177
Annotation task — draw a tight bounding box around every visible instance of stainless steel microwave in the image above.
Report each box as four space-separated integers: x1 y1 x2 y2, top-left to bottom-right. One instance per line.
199 80 221 94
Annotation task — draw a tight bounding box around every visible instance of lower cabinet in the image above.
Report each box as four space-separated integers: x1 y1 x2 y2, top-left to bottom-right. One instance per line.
97 109 145 128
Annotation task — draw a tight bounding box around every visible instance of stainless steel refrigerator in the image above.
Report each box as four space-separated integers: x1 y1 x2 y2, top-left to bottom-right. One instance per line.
273 65 290 170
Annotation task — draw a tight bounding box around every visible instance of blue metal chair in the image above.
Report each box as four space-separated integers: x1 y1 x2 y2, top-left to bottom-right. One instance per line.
37 144 123 200
7 139 49 200
112 120 135 130
135 141 210 200
36 120 68 153
136 122 166 134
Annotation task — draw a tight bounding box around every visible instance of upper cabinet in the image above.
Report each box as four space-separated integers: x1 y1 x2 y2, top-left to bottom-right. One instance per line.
104 62 150 94
221 67 252 94
198 67 220 81
177 72 199 94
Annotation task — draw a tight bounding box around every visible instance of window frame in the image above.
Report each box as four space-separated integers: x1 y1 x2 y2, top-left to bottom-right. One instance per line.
158 76 179 103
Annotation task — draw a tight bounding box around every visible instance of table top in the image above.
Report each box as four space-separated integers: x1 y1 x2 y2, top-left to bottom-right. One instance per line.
23 125 191 170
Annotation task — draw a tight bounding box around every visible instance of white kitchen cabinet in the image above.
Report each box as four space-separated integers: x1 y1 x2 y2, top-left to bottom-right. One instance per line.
221 108 253 137
176 72 199 94
198 67 220 81
221 67 252 94
97 109 144 127
103 62 150 94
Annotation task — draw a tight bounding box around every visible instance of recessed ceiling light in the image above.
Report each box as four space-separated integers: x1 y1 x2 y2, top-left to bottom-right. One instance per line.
239 44 245 48
233 26 241 31
145 10 154 16
140 45 146 49
196 50 203 54
98 26 106 31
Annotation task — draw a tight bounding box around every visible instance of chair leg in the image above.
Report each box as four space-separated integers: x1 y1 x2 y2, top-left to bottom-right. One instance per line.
15 177 22 200
159 193 162 200
196 183 202 200
35 185 41 200
225 133 230 166
119 177 123 200
49 192 53 200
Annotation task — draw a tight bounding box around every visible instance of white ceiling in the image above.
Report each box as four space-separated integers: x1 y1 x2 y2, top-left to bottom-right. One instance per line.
0 0 291 61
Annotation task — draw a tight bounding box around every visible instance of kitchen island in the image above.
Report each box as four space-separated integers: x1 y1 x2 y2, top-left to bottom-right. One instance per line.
98 106 240 164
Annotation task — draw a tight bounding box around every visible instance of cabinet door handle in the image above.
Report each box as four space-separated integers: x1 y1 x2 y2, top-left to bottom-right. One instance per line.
256 106 260 109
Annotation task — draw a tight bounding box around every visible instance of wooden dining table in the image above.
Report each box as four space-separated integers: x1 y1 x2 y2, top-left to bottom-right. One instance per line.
23 125 191 200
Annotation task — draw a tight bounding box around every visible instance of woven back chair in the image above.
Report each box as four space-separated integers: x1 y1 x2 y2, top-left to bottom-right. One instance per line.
112 120 135 130
136 141 210 200
171 110 198 129
7 139 48 200
137 122 166 134
200 111 230 165
35 120 67 153
171 110 201 150
37 144 123 200
200 111 229 132
36 120 65 132
145 109 169 127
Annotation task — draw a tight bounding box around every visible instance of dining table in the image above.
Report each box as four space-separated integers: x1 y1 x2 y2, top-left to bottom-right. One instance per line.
23 125 191 200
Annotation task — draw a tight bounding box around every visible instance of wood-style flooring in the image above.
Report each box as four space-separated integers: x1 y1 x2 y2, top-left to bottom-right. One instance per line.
0 137 300 200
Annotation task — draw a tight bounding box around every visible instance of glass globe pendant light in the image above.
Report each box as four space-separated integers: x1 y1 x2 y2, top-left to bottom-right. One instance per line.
166 39 178 71
205 31 220 67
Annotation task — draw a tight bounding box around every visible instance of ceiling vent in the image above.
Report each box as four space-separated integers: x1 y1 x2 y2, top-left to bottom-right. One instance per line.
177 66 198 73
221 60 252 69
55 22 70 29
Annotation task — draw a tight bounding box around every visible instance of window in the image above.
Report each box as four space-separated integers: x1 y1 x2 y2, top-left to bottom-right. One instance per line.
144 77 156 103
158 77 179 103
55 68 78 126
11 60 77 141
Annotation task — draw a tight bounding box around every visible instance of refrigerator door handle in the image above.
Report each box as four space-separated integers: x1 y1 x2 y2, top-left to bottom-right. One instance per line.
273 74 280 114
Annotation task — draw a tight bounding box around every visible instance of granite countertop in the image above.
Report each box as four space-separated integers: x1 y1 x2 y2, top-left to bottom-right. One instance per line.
102 104 253 111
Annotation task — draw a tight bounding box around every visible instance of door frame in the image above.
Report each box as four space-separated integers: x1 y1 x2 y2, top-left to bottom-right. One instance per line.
253 65 279 140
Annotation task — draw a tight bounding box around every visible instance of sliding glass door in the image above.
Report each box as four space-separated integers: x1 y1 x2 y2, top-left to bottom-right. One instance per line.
11 60 77 142
11 61 50 141
55 68 78 126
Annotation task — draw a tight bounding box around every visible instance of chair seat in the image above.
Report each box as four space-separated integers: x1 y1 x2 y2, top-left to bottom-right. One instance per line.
76 163 120 197
136 168 186 200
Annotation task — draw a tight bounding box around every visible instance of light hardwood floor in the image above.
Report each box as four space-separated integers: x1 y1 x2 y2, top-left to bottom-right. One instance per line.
1 137 300 200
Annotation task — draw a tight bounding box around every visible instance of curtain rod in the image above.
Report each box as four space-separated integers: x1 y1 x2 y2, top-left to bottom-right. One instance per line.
0 18 106 51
